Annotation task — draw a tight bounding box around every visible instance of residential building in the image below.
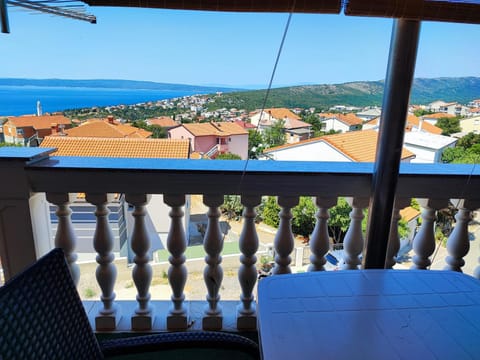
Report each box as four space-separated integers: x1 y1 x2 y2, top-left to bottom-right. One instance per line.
263 129 415 162
146 116 178 130
427 101 470 117
250 108 300 128
168 121 248 159
355 107 381 121
468 99 480 108
364 114 442 135
1 114 72 145
403 131 457 163
460 115 480 134
319 113 363 133
40 136 192 261
234 120 256 130
65 116 151 138
421 112 455 126
249 108 313 140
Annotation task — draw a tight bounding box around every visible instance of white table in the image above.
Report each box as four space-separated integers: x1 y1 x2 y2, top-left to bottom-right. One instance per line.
257 270 480 360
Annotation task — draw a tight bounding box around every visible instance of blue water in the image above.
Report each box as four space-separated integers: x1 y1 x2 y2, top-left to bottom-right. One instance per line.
0 85 206 116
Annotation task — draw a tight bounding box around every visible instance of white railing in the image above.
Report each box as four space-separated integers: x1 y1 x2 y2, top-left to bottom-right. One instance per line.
0 148 479 333
204 144 219 158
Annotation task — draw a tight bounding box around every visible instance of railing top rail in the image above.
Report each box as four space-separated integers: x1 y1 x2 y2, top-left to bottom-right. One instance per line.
27 156 377 174
0 149 477 200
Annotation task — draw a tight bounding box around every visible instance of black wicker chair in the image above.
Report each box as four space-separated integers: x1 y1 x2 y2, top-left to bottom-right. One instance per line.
0 248 259 360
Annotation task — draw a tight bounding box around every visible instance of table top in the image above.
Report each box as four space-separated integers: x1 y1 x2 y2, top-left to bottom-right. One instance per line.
257 270 480 360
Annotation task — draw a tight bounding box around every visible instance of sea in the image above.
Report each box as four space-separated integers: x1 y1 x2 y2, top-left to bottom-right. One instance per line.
0 85 208 116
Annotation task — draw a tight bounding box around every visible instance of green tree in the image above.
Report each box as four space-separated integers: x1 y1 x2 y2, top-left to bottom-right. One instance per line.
220 195 243 220
261 196 281 228
291 197 317 237
436 116 461 136
131 120 167 138
442 146 467 163
328 198 352 243
263 120 286 148
413 109 433 117
248 129 264 159
301 113 323 134
442 132 480 164
458 132 480 148
216 153 242 160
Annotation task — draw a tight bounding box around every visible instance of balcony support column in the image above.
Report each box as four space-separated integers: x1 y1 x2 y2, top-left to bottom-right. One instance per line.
411 199 449 269
237 195 261 330
385 198 410 269
445 199 480 272
343 197 368 270
364 19 421 269
273 196 299 275
47 192 80 285
309 197 336 271
0 149 54 280
86 193 119 331
164 194 189 331
202 194 224 330
126 193 154 331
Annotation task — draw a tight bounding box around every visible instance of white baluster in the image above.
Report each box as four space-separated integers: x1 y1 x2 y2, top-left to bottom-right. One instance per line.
47 193 79 285
386 198 410 269
237 195 260 330
411 199 449 270
445 199 480 272
126 194 153 330
86 193 118 330
309 197 336 272
342 197 369 270
273 196 299 275
202 194 224 330
164 194 188 330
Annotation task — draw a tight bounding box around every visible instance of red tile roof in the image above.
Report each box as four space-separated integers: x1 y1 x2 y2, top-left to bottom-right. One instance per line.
423 113 455 119
40 137 190 158
65 119 151 138
5 115 71 130
264 108 301 121
405 115 442 135
320 113 363 126
265 129 414 162
147 117 177 127
364 115 442 135
234 120 256 129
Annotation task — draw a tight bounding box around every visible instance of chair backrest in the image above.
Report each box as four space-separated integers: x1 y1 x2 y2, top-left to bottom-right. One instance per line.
0 248 103 360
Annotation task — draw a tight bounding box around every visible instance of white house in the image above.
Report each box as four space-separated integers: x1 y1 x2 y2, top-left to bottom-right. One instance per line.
319 113 363 133
356 107 382 121
263 129 415 162
403 131 457 163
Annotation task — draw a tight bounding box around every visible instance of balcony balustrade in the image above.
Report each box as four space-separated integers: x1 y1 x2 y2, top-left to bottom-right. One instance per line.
0 147 479 334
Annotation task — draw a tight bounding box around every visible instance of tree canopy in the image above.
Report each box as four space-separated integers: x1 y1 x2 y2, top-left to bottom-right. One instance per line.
442 132 480 164
436 116 461 136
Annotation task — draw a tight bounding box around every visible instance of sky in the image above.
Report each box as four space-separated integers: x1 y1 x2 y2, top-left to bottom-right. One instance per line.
2 6 480 88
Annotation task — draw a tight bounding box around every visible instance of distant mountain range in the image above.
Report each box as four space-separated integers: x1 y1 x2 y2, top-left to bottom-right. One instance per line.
0 78 242 93
206 77 480 110
2 77 480 110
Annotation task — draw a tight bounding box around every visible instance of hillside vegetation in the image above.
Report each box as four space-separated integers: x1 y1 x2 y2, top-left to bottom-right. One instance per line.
208 77 480 111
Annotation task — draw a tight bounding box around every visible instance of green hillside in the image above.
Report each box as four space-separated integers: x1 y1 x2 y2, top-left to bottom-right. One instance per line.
208 77 480 111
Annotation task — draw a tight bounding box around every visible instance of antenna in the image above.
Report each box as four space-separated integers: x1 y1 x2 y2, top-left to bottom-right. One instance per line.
5 0 96 31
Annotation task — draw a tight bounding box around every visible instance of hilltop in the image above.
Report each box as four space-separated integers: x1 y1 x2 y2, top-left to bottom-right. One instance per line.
206 77 480 110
